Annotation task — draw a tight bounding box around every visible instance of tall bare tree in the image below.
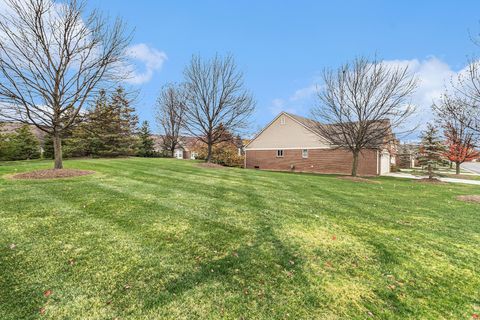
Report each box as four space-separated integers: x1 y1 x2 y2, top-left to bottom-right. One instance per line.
155 83 186 157
434 95 479 174
311 57 417 176
0 0 131 169
183 54 255 162
449 61 480 134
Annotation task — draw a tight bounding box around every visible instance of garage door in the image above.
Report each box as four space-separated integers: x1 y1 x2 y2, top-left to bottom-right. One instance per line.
380 152 390 175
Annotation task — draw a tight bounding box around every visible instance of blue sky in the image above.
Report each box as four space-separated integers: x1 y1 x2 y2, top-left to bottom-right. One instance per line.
88 0 480 136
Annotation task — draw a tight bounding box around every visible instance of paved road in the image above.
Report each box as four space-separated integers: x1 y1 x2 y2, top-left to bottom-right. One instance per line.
463 162 480 174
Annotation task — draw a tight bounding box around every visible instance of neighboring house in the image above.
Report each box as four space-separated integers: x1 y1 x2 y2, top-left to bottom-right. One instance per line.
397 143 420 169
244 112 397 176
152 135 200 160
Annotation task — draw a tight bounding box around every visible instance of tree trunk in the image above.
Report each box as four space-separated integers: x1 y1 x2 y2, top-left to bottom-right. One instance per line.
455 162 461 175
428 163 433 179
351 150 359 177
53 133 63 169
170 145 175 158
206 142 213 163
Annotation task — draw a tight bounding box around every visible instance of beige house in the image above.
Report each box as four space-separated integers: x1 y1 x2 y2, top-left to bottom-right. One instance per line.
244 112 396 176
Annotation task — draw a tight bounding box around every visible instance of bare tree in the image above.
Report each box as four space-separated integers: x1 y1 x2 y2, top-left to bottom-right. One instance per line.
434 95 479 174
449 61 480 134
183 54 255 162
155 83 186 157
0 0 131 169
311 57 417 176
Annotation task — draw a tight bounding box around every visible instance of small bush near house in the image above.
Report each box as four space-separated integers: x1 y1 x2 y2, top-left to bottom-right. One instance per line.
197 141 243 167
390 164 401 172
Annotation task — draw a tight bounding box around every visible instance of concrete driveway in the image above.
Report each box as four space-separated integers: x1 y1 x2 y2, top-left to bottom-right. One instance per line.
385 172 480 185
463 162 480 174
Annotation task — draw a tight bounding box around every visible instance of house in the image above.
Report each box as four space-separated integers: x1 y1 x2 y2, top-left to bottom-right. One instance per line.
152 135 200 160
244 112 397 176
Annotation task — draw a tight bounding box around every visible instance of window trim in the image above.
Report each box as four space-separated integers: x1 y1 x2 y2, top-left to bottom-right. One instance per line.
280 116 286 125
302 149 308 158
276 149 284 158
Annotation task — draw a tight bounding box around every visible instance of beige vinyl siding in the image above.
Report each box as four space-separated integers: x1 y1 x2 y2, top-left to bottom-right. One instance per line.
246 113 330 150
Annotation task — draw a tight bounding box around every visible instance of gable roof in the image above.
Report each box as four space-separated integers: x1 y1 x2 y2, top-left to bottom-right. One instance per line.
284 112 320 131
244 112 321 148
246 111 395 149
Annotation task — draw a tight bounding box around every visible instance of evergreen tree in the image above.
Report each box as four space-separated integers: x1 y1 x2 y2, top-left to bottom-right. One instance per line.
137 120 155 157
419 123 445 179
5 125 41 160
43 115 87 159
43 134 54 159
74 87 138 157
90 90 113 156
0 124 12 160
44 87 139 158
109 86 139 156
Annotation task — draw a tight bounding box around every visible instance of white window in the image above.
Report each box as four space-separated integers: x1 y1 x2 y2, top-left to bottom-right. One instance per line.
191 152 197 160
280 116 286 125
175 150 183 159
302 149 308 158
276 150 284 157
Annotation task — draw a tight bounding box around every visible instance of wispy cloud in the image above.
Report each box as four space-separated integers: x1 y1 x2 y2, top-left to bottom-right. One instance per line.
270 57 465 135
125 43 167 85
0 0 167 86
268 82 319 116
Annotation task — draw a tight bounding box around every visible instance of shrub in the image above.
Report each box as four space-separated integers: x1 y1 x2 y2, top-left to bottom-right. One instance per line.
390 164 401 172
197 141 243 167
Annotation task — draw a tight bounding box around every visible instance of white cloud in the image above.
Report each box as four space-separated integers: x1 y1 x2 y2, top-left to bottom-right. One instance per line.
291 84 318 101
270 57 465 137
125 43 167 85
269 82 319 116
0 0 167 86
383 57 457 128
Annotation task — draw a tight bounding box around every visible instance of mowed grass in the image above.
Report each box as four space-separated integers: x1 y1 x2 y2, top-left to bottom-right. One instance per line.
0 158 479 319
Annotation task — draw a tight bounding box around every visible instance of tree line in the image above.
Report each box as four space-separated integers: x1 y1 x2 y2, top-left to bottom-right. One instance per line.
0 0 478 176
0 0 132 169
0 86 157 160
0 0 255 169
42 87 156 159
418 82 480 178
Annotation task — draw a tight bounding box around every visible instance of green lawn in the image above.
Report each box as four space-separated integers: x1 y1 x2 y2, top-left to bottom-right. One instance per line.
1 158 479 319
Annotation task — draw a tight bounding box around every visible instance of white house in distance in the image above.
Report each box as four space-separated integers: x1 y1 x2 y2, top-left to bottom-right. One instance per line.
152 135 200 160
244 112 396 176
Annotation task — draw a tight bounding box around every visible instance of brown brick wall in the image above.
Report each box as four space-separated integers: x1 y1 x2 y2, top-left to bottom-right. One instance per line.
245 148 379 176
